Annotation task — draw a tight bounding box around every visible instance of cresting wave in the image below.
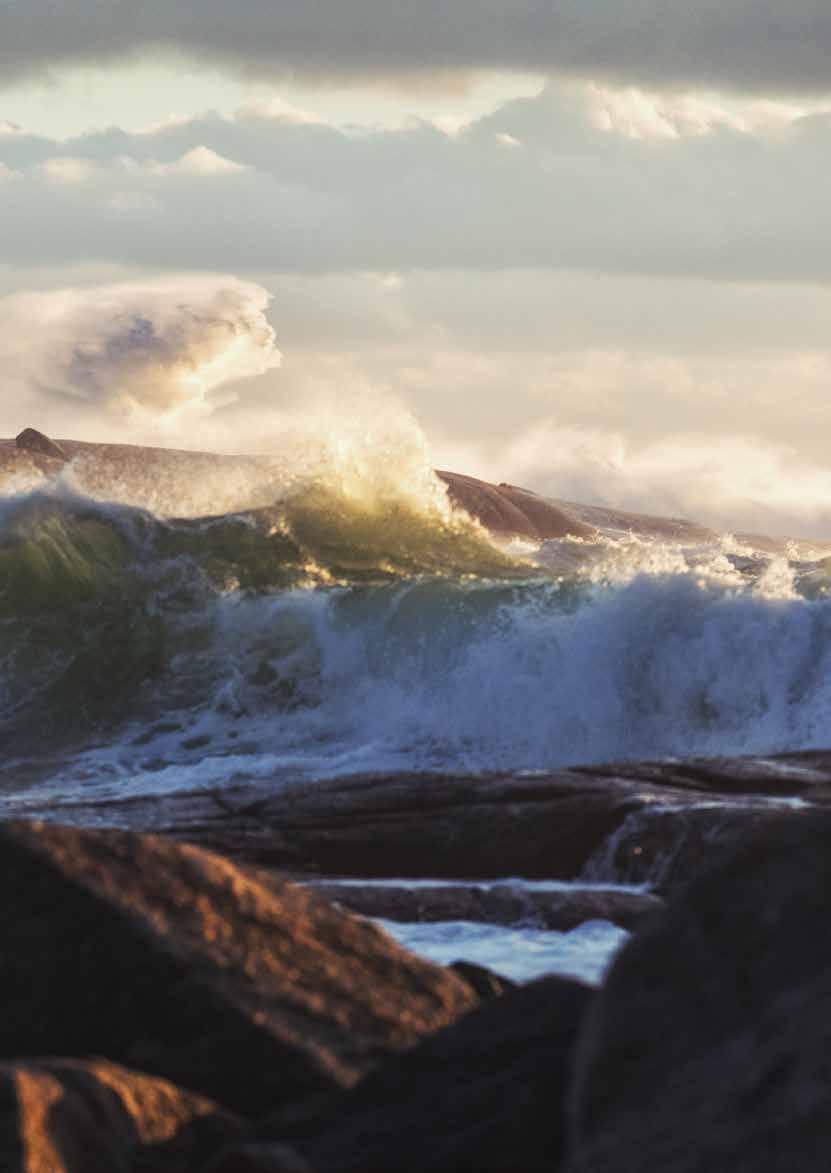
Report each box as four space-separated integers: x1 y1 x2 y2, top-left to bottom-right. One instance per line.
4 454 831 806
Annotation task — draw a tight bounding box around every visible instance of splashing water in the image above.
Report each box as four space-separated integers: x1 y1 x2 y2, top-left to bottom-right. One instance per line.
3 407 831 807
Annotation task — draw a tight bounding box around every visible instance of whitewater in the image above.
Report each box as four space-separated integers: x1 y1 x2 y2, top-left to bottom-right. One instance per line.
3 428 831 982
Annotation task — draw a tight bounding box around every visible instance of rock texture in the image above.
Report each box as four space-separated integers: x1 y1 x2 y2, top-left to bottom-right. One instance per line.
566 815 831 1172
22 754 831 896
437 470 595 540
0 1058 238 1173
309 881 663 931
15 428 67 461
215 976 593 1173
0 822 477 1117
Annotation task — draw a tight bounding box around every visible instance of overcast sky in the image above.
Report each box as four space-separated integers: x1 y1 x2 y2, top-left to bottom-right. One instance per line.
3 2 831 534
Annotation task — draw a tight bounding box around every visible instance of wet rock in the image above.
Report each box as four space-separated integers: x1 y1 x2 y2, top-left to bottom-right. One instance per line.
20 755 831 889
567 814 831 1172
583 749 831 800
448 960 516 1000
580 803 802 897
15 428 67 461
0 822 477 1116
0 1057 238 1173
172 771 649 880
308 880 663 930
216 976 592 1173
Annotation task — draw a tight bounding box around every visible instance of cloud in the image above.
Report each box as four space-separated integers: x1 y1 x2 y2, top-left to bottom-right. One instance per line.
0 276 281 421
3 85 831 282
2 1 831 95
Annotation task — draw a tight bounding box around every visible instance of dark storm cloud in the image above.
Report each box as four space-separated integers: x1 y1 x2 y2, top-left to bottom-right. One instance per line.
2 0 831 95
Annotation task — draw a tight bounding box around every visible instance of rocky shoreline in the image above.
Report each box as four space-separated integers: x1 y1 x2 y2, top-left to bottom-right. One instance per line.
0 749 828 1169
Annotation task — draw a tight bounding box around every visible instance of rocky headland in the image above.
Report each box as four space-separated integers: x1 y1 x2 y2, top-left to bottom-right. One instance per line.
0 749 823 1170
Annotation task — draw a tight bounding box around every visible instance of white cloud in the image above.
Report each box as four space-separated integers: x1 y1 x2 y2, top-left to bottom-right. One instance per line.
584 86 817 141
2 83 831 281
164 146 248 175
39 157 101 184
0 276 281 423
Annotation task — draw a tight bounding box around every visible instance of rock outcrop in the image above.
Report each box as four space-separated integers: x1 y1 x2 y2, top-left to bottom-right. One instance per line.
437 470 596 540
15 428 67 462
566 815 831 1172
0 1058 239 1173
214 976 593 1173
0 822 477 1117
19 753 831 896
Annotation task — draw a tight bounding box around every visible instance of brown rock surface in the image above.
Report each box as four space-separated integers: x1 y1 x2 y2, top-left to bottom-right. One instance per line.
0 1058 238 1173
437 470 596 540
0 822 477 1116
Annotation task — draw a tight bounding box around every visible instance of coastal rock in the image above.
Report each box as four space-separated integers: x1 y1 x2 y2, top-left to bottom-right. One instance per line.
0 1058 238 1173
567 815 831 1172
437 470 596 540
0 822 477 1116
215 976 593 1173
579 803 801 896
21 760 823 894
210 1144 314 1172
166 771 647 880
19 753 831 893
308 880 663 931
179 769 813 896
448 960 516 999
15 427 67 461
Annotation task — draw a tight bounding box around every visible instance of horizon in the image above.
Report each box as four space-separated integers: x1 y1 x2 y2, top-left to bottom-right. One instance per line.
4 4 831 536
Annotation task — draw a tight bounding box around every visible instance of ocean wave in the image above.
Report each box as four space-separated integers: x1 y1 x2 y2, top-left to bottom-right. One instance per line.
3 480 831 801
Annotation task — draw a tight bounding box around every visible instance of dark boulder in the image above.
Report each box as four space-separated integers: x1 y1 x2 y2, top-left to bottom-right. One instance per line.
0 822 477 1117
448 960 516 1000
566 814 831 1172
208 1144 314 1173
15 428 67 461
0 1057 239 1173
213 976 593 1173
580 802 803 897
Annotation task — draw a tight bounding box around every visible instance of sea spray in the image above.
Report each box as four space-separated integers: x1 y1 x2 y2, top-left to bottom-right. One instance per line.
4 427 831 805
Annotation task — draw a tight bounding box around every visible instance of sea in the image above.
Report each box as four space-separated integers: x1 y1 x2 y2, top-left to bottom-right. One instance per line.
3 440 831 984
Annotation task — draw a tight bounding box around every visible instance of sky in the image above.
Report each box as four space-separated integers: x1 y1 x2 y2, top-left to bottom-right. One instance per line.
3 2 831 534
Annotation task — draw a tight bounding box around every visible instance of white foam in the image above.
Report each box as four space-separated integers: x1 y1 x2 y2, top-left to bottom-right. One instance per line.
14 559 831 801
378 918 629 985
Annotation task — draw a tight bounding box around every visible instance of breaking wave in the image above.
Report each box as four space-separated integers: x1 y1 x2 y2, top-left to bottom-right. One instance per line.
4 467 831 806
